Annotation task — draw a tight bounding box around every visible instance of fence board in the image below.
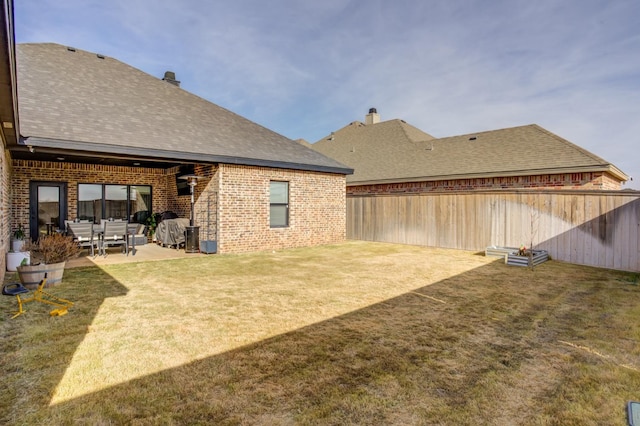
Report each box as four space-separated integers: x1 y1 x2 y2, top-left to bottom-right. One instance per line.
347 190 640 272
583 196 594 266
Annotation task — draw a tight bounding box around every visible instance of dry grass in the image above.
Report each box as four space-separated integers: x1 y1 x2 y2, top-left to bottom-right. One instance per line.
1 241 639 425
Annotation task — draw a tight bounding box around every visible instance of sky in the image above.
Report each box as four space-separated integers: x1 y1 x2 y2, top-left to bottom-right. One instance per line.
14 0 640 189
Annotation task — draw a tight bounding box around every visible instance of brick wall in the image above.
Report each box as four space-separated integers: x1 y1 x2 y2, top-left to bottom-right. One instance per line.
167 164 217 220
11 160 171 240
192 165 218 242
8 160 346 256
217 164 346 253
349 171 623 195
1 149 10 281
599 173 623 190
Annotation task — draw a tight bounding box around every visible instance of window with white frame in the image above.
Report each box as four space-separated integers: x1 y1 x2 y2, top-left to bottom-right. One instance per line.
269 181 289 227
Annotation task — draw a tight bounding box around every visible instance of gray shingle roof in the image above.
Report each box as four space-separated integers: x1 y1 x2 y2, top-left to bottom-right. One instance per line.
17 43 352 174
312 118 627 184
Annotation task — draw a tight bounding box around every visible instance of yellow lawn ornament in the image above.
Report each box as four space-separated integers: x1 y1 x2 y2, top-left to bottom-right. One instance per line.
2 273 74 319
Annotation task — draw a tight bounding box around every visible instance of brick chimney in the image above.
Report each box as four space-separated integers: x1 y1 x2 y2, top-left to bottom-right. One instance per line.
162 71 180 87
365 107 380 125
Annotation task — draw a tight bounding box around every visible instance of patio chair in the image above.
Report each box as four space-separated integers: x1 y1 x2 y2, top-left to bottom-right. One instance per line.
127 223 147 247
68 222 98 257
101 220 129 256
2 273 74 318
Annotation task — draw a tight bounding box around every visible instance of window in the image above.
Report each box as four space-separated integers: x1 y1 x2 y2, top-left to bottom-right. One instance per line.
105 185 128 220
78 184 152 224
78 184 102 222
129 186 152 224
269 181 289 227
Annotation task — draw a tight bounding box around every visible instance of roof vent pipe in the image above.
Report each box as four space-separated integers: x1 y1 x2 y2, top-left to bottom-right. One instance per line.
162 71 181 87
365 107 380 125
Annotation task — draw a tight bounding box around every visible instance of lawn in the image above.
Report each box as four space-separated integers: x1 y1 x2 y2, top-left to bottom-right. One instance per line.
1 241 639 425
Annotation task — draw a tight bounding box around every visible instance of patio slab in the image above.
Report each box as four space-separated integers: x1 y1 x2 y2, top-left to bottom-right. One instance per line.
66 243 208 268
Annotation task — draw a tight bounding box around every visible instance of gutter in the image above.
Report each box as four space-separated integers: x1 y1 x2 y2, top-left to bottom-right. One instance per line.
348 165 629 186
20 136 354 176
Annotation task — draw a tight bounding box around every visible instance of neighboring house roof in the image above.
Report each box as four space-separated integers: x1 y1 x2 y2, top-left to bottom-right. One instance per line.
295 138 312 147
312 116 628 185
16 43 352 175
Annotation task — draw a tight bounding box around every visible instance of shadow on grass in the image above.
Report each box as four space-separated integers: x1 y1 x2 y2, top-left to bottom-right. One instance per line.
6 257 637 425
0 266 128 423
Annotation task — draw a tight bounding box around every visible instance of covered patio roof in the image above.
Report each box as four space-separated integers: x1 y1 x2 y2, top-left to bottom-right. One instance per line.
0 0 18 147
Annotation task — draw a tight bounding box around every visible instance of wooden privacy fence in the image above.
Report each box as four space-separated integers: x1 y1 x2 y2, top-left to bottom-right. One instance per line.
347 190 640 272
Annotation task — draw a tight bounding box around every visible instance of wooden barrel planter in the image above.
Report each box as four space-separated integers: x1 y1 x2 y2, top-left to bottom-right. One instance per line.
16 262 66 289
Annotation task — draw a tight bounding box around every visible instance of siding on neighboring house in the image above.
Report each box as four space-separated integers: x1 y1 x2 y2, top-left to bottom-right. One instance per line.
348 171 623 195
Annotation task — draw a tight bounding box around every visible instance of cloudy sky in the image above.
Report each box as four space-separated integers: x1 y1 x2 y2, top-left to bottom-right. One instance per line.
15 0 640 189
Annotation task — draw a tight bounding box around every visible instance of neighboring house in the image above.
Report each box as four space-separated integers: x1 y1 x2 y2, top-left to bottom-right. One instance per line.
1 39 353 278
312 109 629 194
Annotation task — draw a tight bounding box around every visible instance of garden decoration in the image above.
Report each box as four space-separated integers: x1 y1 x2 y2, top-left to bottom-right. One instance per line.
17 233 81 288
2 273 74 318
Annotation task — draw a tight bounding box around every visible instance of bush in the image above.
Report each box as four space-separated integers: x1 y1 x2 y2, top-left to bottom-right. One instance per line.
25 233 82 264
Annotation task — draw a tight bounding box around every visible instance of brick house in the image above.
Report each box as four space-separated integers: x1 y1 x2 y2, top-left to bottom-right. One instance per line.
311 109 629 195
0 36 352 278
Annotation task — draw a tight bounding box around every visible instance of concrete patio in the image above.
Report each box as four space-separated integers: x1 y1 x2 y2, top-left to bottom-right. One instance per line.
66 243 208 268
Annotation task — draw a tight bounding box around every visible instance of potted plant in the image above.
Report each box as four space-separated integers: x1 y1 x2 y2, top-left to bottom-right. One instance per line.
17 233 82 289
145 213 160 242
11 224 26 252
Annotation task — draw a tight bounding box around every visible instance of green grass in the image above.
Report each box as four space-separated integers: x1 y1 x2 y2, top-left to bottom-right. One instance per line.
1 241 639 425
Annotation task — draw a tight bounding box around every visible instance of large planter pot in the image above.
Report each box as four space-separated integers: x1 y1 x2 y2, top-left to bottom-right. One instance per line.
6 251 30 272
17 261 66 289
199 240 217 254
11 239 25 252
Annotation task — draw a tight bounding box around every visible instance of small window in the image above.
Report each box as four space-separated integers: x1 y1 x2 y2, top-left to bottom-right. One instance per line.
270 181 289 227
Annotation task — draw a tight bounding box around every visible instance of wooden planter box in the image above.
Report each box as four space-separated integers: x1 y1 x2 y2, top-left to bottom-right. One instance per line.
17 261 66 289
